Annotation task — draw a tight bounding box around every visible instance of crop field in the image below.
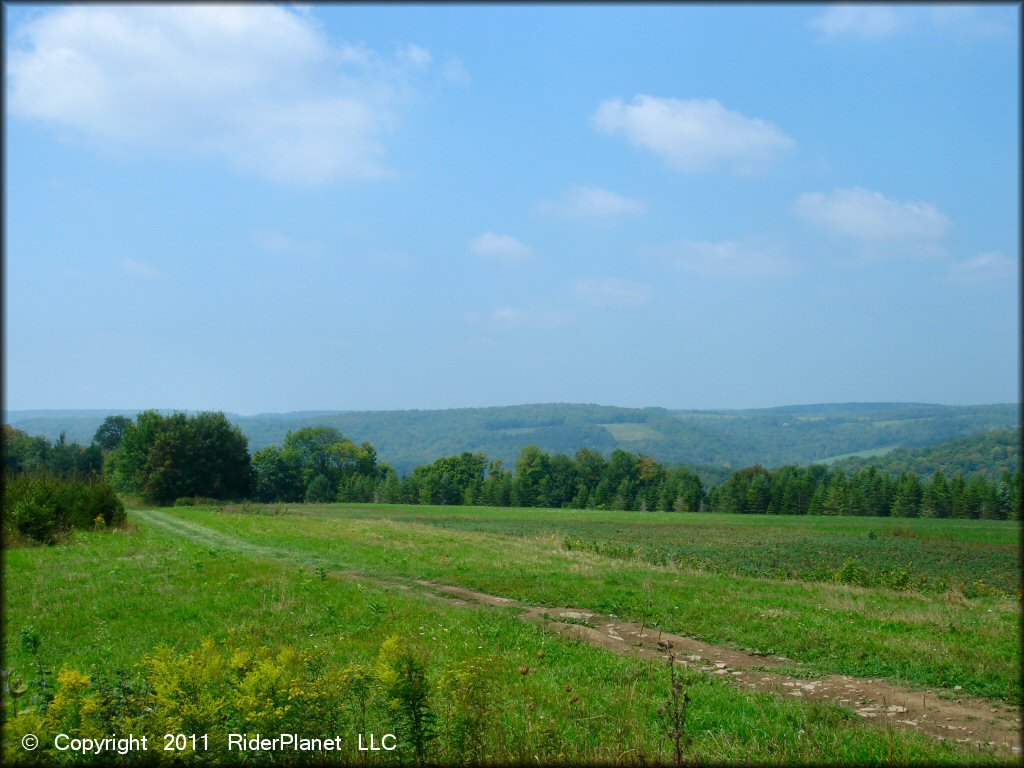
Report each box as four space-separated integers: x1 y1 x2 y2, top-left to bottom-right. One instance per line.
3 503 1021 765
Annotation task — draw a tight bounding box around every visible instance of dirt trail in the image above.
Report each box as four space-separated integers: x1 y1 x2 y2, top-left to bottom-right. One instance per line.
135 509 1022 757
416 581 1021 757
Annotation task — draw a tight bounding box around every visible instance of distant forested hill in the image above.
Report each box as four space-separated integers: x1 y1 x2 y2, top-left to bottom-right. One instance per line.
831 428 1020 480
5 402 1018 476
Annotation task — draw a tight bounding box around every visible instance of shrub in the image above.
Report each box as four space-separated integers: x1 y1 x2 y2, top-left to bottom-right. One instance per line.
3 472 125 545
172 496 223 508
883 562 916 591
835 557 870 587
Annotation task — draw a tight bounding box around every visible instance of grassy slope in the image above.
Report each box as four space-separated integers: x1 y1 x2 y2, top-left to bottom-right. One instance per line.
4 517 991 764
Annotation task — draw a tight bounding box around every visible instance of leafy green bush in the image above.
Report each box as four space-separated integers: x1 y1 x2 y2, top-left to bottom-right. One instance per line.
835 558 870 587
883 562 916 591
3 472 125 544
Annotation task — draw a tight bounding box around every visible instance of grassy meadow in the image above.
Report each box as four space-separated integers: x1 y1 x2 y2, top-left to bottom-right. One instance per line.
3 502 1021 765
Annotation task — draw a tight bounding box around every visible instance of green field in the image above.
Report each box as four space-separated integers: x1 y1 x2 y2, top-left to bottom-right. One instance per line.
3 503 1021 764
815 445 899 465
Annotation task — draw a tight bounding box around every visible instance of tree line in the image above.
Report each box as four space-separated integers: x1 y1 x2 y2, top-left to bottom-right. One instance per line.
4 424 103 477
4 413 1020 520
708 463 1019 519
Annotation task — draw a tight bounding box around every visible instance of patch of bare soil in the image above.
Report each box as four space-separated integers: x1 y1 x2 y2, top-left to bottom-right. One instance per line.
416 580 1022 758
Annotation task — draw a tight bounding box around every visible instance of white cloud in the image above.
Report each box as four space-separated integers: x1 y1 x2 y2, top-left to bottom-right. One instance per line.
249 229 322 257
8 5 431 184
947 251 1017 285
469 232 532 262
810 6 1010 43
398 43 432 69
658 240 795 279
490 307 573 327
441 57 472 85
119 258 161 279
573 277 651 306
537 186 645 219
794 187 950 241
592 95 795 174
809 6 903 41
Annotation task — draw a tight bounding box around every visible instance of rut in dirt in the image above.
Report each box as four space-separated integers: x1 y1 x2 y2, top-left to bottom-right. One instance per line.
135 509 1022 758
416 581 1022 758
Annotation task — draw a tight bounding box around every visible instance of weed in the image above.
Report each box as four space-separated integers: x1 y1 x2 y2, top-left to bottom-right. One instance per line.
340 664 375 736
438 659 497 761
657 654 691 765
17 626 53 713
377 635 436 763
4 673 29 717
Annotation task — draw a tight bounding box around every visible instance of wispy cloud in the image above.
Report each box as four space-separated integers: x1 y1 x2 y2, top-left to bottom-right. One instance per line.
441 57 472 85
592 95 795 174
8 5 434 184
947 251 1017 285
249 229 322 257
810 5 1010 43
469 232 532 262
573 277 651 306
809 6 902 41
794 187 949 241
537 186 645 220
119 258 161 279
490 306 573 327
397 43 432 69
657 239 795 279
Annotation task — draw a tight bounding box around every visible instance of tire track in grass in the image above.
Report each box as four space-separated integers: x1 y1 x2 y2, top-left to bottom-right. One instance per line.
132 508 407 590
132 508 1022 757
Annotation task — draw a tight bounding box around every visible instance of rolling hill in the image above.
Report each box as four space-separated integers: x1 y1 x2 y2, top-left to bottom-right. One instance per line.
830 427 1020 480
5 402 1018 476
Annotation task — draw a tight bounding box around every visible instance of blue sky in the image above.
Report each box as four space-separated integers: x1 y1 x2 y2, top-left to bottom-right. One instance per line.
4 4 1019 413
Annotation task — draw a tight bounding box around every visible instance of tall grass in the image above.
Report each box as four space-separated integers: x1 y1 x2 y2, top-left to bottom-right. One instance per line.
2 519 993 765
